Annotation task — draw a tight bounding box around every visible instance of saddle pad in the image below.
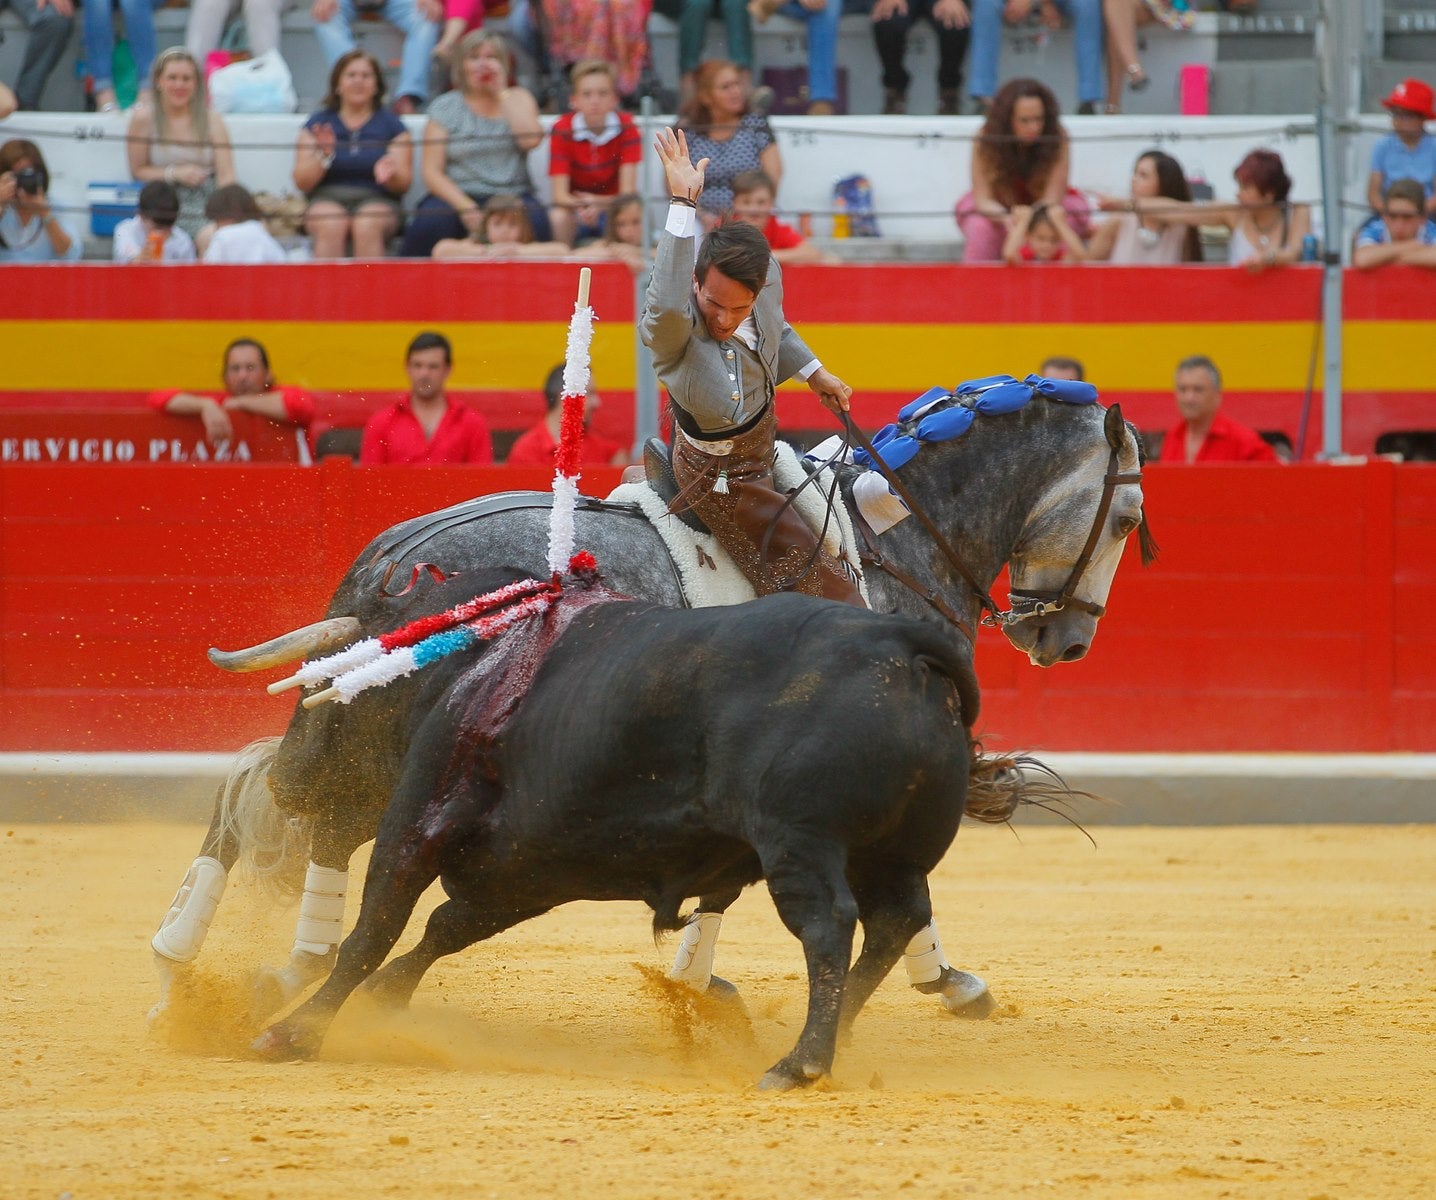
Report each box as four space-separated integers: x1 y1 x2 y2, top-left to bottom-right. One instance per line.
606 442 868 609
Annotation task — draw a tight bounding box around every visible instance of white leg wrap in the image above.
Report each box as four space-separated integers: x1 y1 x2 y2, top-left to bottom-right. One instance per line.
903 919 951 986
667 912 723 991
152 856 228 964
291 863 348 957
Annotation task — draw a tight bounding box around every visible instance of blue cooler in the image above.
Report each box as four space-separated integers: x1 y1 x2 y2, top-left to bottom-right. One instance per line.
89 181 143 236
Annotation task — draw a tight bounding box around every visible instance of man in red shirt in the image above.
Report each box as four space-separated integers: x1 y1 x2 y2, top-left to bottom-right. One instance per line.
506 364 628 468
359 331 493 465
546 60 642 247
149 338 316 444
1158 355 1279 464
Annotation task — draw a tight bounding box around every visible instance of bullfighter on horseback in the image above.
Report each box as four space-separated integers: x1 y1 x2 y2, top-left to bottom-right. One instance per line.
641 126 864 607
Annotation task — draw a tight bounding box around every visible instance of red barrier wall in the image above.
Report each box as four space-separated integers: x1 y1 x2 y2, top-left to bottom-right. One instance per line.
3 461 1434 753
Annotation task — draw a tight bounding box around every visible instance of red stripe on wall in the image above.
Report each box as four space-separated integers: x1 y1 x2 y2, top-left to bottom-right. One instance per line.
1342 266 1436 320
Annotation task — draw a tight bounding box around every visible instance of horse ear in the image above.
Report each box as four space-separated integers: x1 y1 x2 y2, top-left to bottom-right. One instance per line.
1103 403 1124 451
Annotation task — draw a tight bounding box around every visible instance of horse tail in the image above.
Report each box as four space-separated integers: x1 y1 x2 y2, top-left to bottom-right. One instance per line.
964 744 1099 829
216 736 313 900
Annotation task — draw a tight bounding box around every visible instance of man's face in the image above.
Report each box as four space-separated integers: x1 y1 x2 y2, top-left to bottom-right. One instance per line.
1383 197 1424 243
224 345 267 395
406 347 451 401
693 268 757 342
730 188 774 229
1174 367 1220 425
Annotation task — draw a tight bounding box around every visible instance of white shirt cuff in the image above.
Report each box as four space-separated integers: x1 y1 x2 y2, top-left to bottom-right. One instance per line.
665 204 698 238
797 358 821 381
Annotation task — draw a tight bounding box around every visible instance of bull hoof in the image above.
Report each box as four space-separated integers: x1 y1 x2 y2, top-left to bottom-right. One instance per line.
757 1057 826 1091
250 1021 320 1061
935 967 996 1018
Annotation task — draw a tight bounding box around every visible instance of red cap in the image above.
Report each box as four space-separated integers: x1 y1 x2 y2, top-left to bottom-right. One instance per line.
1382 78 1436 121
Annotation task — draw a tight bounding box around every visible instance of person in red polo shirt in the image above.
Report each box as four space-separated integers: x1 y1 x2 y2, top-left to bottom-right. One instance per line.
546 59 642 247
1158 355 1278 464
505 363 628 468
148 337 316 444
359 330 494 465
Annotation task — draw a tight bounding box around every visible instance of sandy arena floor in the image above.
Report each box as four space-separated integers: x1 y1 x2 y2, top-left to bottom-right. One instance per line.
2 819 1433 1199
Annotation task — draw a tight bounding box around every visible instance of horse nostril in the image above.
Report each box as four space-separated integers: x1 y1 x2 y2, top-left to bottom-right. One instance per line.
1061 643 1088 662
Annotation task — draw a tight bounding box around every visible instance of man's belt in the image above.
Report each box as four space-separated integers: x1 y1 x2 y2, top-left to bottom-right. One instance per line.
668 399 772 445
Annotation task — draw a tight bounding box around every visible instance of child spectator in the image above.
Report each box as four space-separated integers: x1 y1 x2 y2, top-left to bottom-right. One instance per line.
1366 78 1436 219
569 192 651 274
1353 178 1436 271
1002 201 1087 263
0 138 81 262
547 59 642 247
112 180 198 263
432 192 573 258
148 338 316 444
729 168 834 263
202 184 288 263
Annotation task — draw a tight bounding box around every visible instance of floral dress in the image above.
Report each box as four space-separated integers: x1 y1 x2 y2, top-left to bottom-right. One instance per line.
685 111 776 218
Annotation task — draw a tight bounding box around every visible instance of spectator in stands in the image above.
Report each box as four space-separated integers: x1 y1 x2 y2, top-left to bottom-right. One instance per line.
435 0 510 65
0 138 81 261
730 168 835 263
506 363 628 467
1366 78 1436 219
202 184 288 262
569 191 651 273
112 180 197 262
1352 178 1436 271
84 0 157 113
400 30 548 258
541 0 652 105
432 191 573 257
1158 355 1276 464
293 50 413 259
127 49 235 242
748 0 842 115
1001 201 1086 263
954 77 1088 262
547 59 641 247
1038 355 1083 379
1086 149 1202 263
312 0 441 115
870 0 970 116
0 0 73 113
681 59 781 227
652 0 755 104
360 330 494 464
1101 147 1309 273
1102 0 1193 115
967 0 1103 116
185 0 287 70
148 338 316 444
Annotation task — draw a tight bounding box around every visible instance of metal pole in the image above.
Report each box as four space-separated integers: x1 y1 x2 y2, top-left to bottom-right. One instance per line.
1314 0 1351 460
632 96 661 459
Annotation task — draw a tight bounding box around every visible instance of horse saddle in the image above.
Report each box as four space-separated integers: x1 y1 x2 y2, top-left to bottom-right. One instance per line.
642 437 709 534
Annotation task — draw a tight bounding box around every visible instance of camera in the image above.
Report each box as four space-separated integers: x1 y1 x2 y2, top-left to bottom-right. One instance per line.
15 167 45 195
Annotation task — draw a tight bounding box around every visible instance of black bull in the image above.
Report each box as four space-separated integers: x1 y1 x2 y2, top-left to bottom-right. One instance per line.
253 583 1018 1090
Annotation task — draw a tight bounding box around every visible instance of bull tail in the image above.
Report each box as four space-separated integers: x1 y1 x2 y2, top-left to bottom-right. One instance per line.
216 737 313 899
964 745 1100 833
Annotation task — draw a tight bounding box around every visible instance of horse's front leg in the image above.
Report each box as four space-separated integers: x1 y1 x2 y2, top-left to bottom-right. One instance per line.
667 886 742 1000
903 917 995 1018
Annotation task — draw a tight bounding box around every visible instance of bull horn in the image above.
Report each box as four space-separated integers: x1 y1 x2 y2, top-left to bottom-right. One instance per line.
208 617 361 673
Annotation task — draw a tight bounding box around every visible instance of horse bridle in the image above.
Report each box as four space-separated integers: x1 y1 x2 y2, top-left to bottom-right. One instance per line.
841 411 1142 641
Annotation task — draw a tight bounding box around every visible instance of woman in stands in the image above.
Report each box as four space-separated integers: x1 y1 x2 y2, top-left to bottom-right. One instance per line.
83 0 157 113
0 138 82 262
954 76 1089 263
293 50 413 259
1086 148 1203 263
680 59 781 229
127 48 235 244
399 30 549 258
1098 146 1311 272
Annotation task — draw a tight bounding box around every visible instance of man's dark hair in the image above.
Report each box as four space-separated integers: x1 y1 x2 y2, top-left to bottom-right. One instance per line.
1039 356 1084 380
203 183 263 223
543 363 566 410
1176 354 1221 390
407 330 452 364
138 180 180 227
695 220 770 295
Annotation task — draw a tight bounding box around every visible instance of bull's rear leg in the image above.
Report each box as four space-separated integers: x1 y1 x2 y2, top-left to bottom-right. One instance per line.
251 843 439 1061
840 868 936 1033
756 841 857 1091
363 896 550 1010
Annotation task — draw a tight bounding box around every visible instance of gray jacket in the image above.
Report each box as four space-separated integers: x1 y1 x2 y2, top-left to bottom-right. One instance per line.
640 222 816 437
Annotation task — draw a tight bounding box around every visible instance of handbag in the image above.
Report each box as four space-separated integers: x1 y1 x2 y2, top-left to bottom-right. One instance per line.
208 49 299 114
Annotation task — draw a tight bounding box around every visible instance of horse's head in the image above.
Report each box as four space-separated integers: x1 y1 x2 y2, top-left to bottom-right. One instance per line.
1000 404 1150 667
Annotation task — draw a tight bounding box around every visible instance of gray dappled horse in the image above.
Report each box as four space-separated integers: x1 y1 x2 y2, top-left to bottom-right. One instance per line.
151 379 1152 1028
